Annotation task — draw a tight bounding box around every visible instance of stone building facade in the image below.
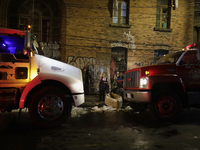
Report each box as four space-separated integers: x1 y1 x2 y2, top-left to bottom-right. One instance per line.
0 0 195 94
194 0 200 43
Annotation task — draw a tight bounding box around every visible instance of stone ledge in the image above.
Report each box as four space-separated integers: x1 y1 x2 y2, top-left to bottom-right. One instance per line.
154 27 172 32
110 23 131 28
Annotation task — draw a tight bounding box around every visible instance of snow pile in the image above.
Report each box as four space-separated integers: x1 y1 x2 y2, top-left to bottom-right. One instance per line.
71 105 133 118
91 105 117 112
124 106 132 110
71 107 89 117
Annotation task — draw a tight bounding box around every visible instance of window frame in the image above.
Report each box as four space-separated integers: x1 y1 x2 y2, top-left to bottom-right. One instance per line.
19 17 29 31
111 0 130 28
154 0 172 32
15 1 61 42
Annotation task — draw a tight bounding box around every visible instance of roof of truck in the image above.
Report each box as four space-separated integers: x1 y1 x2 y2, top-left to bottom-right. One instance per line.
0 28 25 36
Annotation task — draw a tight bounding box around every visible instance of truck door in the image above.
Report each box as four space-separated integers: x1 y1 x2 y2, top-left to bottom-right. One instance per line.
177 50 200 105
177 51 200 89
0 53 30 88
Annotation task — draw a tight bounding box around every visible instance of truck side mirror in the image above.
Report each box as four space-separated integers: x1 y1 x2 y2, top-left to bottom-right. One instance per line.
25 31 31 48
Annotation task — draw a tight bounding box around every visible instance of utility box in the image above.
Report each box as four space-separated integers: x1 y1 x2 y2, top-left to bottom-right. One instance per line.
105 93 123 109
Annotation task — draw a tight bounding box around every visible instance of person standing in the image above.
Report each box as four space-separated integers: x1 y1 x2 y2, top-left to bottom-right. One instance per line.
117 72 124 88
116 72 124 95
99 71 108 101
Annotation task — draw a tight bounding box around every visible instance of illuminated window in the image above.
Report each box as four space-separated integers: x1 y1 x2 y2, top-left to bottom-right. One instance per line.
112 0 129 25
156 0 171 29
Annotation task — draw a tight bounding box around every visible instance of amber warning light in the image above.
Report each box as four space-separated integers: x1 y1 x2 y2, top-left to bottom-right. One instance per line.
28 25 31 31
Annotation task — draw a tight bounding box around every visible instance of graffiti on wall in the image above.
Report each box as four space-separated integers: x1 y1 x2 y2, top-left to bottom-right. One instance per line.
40 41 61 60
123 31 135 43
130 59 158 69
84 65 105 94
83 64 109 94
67 56 96 69
111 31 136 50
66 56 100 94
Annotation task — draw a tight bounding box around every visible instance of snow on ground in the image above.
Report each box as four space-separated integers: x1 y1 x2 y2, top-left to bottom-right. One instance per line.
71 105 133 117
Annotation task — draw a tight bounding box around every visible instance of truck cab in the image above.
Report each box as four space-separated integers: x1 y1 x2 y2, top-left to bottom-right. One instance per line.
123 43 200 121
0 28 84 127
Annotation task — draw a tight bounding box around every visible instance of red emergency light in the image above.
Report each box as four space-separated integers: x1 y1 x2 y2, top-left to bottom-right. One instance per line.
186 42 200 50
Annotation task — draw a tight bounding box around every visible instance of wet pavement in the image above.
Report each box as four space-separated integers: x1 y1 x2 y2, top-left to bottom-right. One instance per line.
0 106 200 150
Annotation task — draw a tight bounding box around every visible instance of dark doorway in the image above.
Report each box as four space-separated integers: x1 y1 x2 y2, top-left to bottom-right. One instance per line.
111 47 127 74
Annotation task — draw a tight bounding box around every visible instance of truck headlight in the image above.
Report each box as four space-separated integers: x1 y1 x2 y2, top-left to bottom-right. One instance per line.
140 77 148 88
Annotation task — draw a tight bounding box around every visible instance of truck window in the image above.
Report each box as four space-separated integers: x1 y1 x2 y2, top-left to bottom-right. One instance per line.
0 53 29 63
0 53 16 62
14 54 29 60
0 35 24 54
156 51 183 65
180 51 198 65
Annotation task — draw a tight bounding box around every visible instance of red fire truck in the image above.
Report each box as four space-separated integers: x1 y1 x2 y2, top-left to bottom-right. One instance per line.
123 43 200 121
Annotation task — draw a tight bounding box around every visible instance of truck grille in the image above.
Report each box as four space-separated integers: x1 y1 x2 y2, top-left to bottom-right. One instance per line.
124 71 139 88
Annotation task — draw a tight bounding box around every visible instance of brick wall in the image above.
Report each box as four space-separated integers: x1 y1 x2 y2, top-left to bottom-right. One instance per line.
63 0 194 70
61 0 194 93
0 0 195 93
0 0 194 70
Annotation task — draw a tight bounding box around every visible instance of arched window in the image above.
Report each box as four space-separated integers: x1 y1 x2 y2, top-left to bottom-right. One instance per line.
9 0 61 42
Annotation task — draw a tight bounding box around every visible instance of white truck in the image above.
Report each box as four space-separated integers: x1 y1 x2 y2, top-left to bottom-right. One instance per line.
0 28 84 127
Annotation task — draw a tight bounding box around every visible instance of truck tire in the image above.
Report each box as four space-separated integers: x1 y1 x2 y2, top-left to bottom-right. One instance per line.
28 87 72 127
149 92 182 121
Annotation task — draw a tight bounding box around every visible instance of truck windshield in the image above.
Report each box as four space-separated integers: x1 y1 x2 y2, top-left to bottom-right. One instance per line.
0 35 24 54
156 51 184 65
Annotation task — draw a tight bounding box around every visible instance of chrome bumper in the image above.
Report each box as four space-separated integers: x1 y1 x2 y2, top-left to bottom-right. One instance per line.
124 90 151 103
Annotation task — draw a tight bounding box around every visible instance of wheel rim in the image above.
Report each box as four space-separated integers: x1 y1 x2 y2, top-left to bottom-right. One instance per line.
37 94 64 120
155 96 177 117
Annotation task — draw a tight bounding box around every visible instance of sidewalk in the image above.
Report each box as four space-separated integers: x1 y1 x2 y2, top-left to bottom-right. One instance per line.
79 94 129 108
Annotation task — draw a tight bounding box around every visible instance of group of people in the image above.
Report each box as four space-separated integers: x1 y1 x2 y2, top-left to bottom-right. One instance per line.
99 70 124 102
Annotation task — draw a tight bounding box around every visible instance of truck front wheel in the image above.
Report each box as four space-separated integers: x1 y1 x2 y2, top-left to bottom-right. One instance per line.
28 87 72 127
149 92 182 121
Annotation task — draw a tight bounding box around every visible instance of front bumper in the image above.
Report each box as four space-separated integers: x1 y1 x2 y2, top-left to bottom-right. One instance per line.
124 90 151 103
72 93 85 106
